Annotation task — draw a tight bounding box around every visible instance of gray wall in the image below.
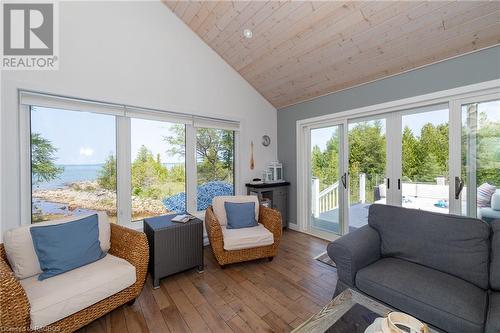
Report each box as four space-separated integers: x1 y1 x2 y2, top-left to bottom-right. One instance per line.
277 46 500 226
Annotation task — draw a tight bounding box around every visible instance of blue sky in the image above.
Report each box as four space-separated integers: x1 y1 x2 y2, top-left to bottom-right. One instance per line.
31 107 183 165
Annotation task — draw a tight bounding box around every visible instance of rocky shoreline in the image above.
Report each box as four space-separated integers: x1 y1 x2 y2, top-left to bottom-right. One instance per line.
32 180 170 217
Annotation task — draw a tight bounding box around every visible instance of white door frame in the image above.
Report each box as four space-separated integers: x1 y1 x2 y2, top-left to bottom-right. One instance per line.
296 119 348 240
296 80 499 240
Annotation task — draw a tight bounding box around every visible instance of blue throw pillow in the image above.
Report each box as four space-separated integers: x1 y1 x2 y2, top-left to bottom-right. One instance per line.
30 214 105 280
225 202 257 229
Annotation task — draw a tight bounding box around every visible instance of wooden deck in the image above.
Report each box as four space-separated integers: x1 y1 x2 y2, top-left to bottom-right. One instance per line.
77 230 337 333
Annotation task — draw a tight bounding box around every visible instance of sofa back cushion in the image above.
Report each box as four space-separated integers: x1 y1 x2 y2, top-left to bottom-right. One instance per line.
3 212 110 280
491 220 500 290
212 195 259 226
30 214 105 280
368 204 490 289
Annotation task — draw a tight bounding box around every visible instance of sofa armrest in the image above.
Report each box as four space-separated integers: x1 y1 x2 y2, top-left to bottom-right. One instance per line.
205 207 224 253
109 224 148 294
327 225 381 288
0 245 30 331
259 206 282 245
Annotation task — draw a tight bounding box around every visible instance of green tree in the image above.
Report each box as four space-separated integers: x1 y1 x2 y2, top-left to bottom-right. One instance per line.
347 121 386 203
97 154 116 191
169 164 186 183
419 152 442 182
402 126 420 181
419 123 448 177
165 125 234 184
131 145 169 199
31 133 63 184
476 112 500 186
348 120 386 177
311 129 340 190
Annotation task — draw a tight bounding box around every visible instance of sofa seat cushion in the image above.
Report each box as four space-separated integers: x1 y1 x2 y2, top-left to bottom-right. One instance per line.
20 254 136 329
486 292 500 333
356 258 487 333
221 223 273 251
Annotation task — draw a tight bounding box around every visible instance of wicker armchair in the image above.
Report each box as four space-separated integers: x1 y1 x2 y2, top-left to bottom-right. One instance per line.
0 223 148 333
205 205 282 267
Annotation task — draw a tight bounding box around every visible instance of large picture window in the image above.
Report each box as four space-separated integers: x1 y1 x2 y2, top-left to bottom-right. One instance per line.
31 106 117 223
25 94 238 225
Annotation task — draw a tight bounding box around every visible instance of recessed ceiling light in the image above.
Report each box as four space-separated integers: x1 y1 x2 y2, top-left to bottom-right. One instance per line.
243 29 253 39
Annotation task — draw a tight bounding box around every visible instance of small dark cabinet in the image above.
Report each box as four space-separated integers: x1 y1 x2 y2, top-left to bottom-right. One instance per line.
245 182 290 228
144 214 203 289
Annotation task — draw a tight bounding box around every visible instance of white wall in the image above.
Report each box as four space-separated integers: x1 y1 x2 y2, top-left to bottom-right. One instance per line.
0 1 277 234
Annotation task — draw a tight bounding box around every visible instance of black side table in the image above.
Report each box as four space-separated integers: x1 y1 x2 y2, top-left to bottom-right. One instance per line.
144 214 204 289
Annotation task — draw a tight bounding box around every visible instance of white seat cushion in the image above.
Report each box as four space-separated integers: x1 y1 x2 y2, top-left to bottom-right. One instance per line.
3 212 110 280
221 223 274 251
20 254 136 329
212 195 260 226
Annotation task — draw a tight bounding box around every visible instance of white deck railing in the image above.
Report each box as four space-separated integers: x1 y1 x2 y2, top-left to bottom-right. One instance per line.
312 179 339 217
313 174 453 218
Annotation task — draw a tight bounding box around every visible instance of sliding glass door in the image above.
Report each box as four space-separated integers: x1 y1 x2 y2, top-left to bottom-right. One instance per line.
459 98 500 221
307 123 348 237
348 117 388 230
400 105 450 214
300 88 499 239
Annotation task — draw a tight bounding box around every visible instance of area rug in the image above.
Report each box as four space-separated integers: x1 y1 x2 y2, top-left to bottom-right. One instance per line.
314 251 336 268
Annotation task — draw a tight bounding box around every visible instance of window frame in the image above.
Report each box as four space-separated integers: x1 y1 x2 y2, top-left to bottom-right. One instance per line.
20 91 240 228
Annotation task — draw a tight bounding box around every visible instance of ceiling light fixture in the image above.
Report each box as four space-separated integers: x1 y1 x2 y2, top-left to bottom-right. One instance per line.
243 29 253 39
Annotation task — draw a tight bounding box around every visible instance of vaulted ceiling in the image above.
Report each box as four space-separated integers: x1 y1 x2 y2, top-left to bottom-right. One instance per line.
163 1 500 109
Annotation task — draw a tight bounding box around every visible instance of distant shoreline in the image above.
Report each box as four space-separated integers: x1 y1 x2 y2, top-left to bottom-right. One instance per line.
34 163 184 190
32 180 170 219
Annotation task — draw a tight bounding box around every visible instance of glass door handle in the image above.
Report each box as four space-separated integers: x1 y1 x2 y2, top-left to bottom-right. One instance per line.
341 173 347 189
455 176 464 200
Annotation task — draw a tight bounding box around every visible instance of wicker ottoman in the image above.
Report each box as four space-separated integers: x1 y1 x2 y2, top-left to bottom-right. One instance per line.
144 214 204 288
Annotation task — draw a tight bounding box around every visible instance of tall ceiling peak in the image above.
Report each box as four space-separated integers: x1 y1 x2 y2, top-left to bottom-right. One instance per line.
164 1 500 108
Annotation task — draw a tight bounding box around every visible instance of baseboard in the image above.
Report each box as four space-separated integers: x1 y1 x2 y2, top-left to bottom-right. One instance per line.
286 223 340 242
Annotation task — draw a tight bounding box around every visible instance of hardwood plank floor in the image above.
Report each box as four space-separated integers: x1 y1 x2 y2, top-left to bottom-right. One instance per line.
78 230 338 333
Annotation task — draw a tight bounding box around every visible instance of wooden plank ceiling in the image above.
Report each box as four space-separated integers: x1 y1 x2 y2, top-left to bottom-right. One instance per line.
163 1 500 109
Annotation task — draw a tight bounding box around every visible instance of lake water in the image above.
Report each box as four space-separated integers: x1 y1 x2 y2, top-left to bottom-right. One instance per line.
33 163 183 189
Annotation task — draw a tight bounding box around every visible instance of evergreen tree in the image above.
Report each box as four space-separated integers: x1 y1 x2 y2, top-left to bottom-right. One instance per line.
31 133 63 184
402 126 419 181
97 154 116 191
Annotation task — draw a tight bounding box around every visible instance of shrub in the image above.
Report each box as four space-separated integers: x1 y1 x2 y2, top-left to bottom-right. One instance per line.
163 181 233 212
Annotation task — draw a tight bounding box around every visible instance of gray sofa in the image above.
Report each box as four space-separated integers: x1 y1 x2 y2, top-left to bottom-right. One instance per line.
327 204 500 333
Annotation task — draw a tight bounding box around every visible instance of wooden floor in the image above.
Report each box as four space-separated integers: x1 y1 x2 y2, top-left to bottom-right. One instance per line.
78 230 338 333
